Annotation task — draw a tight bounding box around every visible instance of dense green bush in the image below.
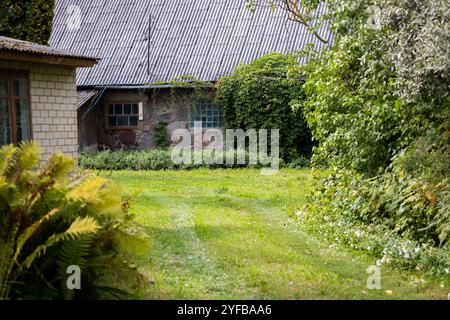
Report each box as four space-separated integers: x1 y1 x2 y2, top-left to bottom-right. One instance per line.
0 142 149 300
301 0 449 175
301 172 449 276
296 0 450 274
79 149 294 171
0 0 55 44
216 53 312 161
80 149 175 171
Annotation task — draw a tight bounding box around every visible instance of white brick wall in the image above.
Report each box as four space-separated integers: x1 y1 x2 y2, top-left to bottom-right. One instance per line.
0 60 78 160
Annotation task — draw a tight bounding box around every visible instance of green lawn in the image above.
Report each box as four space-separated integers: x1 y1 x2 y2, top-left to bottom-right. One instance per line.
103 169 448 300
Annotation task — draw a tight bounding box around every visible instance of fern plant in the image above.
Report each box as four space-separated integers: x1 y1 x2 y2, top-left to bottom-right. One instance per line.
0 142 148 300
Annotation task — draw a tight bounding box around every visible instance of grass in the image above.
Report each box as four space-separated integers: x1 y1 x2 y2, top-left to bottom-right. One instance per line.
102 168 449 300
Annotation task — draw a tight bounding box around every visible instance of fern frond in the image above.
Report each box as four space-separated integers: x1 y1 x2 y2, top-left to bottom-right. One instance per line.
65 216 101 237
0 239 14 299
116 230 151 256
18 217 100 271
41 153 74 182
0 145 15 177
15 141 41 170
13 209 60 265
66 177 123 219
57 235 93 300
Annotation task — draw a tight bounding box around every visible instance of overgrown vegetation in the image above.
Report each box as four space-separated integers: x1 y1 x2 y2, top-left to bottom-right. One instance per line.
215 53 312 161
0 0 55 44
0 142 149 300
295 0 449 275
154 122 170 149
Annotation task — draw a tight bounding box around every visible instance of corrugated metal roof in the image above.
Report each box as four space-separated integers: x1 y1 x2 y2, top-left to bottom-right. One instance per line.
0 35 99 62
77 90 99 109
50 0 332 87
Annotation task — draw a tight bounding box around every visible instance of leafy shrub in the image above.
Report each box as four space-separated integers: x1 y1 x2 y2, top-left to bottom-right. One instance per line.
79 149 284 171
297 0 450 275
216 53 312 161
285 156 311 169
300 185 450 276
0 142 149 300
302 0 449 175
79 149 174 171
300 131 450 275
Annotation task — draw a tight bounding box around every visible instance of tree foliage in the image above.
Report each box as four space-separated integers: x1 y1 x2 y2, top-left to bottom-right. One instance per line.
246 0 329 43
215 53 312 160
300 0 449 269
0 0 55 44
302 0 449 174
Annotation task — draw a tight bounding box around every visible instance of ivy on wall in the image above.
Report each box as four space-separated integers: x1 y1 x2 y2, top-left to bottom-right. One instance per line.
215 53 312 161
154 121 170 149
0 0 55 44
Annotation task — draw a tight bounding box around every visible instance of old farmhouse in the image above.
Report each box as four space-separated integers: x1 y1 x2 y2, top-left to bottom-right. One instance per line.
50 0 331 151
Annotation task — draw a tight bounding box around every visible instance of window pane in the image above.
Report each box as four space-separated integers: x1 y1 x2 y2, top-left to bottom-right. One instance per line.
108 116 117 127
0 99 11 145
117 116 128 126
14 79 27 97
129 116 138 126
15 100 30 142
108 104 114 115
114 104 123 115
132 104 138 114
123 104 132 115
0 80 7 96
190 102 223 128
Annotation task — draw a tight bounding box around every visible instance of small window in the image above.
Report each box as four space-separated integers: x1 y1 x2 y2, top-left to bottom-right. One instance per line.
107 103 139 128
189 102 224 128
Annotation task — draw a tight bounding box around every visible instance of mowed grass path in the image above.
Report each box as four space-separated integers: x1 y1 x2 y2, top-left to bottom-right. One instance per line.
104 169 447 299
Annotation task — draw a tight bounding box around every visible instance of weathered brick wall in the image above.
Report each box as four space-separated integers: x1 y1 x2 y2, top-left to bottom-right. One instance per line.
96 88 215 150
0 60 78 160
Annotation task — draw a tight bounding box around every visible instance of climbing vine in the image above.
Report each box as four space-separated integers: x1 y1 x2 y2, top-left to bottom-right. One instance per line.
215 53 312 160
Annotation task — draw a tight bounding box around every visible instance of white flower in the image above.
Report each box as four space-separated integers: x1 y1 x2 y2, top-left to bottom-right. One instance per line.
380 255 391 265
355 229 362 238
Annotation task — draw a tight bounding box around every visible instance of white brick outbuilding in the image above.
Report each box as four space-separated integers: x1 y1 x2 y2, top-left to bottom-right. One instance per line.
0 36 98 160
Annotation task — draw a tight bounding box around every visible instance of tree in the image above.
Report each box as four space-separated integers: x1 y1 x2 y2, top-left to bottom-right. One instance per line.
302 0 450 174
0 0 55 44
302 0 450 256
246 0 329 44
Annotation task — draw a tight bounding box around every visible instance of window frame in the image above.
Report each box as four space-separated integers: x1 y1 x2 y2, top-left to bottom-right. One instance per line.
0 69 33 145
105 101 140 129
189 101 224 129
